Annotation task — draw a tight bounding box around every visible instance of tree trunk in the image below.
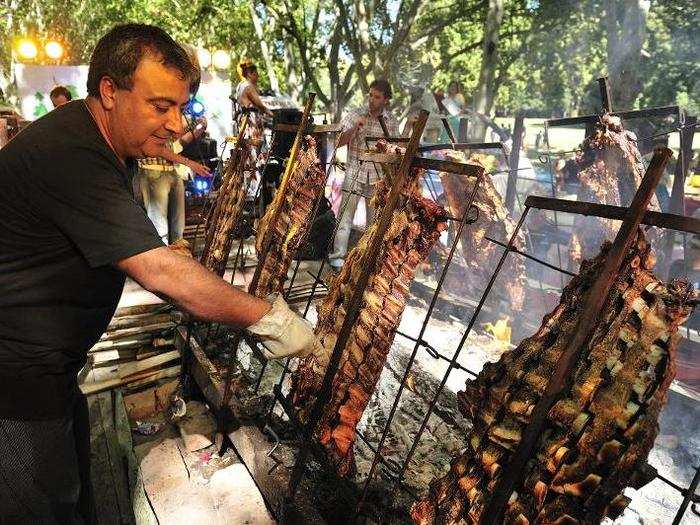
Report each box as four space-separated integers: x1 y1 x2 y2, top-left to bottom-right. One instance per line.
282 46 302 102
605 0 650 110
471 0 504 141
249 2 280 93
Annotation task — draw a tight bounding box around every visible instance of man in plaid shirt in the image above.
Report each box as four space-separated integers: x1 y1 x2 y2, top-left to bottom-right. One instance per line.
329 79 400 269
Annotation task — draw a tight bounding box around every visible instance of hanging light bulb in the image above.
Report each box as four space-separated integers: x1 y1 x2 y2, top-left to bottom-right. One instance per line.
45 40 65 60
197 48 211 69
16 38 38 60
212 50 231 70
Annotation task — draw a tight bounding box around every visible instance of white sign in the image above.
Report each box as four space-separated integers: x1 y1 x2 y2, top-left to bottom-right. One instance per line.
13 64 233 144
14 64 88 119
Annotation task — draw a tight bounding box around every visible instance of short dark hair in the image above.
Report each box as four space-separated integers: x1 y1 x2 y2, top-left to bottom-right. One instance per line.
50 85 72 101
87 23 199 98
369 78 392 100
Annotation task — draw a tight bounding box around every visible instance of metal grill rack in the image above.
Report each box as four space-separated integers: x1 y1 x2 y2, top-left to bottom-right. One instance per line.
268 148 700 523
179 96 698 523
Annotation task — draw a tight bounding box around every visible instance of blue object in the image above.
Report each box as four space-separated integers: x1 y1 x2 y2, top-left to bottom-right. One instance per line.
188 174 211 196
184 97 206 118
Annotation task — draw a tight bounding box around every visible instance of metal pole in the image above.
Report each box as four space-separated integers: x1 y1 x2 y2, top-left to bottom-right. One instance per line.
671 465 700 525
598 76 613 113
505 113 524 212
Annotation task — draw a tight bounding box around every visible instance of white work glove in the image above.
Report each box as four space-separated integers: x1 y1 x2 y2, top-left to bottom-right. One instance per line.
246 294 319 360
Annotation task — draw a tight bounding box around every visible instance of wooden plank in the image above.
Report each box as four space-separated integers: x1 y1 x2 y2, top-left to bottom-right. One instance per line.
524 195 700 234
81 351 181 395
87 395 122 521
114 391 158 525
99 322 174 342
482 148 673 523
106 313 175 332
95 391 134 524
93 337 173 354
114 303 169 318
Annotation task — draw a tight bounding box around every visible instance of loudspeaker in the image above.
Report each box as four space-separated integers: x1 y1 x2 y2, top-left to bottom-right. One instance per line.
271 108 305 158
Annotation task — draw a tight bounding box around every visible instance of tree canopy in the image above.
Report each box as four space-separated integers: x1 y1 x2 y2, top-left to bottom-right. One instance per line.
1 0 698 120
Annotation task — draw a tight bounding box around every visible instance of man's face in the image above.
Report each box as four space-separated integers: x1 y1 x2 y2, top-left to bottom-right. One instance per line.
50 94 69 108
249 70 259 84
367 88 389 114
108 55 189 158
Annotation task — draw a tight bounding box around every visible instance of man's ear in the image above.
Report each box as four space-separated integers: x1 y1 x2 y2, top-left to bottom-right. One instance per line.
98 76 118 110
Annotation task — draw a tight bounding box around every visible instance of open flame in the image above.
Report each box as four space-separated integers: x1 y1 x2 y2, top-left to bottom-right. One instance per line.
483 317 512 348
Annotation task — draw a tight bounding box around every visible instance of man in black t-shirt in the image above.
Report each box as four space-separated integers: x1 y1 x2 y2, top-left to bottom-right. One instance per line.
0 24 319 523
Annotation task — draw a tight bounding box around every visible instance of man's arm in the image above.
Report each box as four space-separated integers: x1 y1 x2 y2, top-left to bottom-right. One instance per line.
156 146 211 177
116 246 268 327
337 114 365 148
179 117 207 146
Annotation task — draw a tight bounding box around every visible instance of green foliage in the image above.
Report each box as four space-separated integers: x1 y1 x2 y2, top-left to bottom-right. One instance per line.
1 0 697 119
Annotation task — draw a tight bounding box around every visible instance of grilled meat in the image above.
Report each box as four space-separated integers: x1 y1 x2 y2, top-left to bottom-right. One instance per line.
292 140 448 476
412 231 695 524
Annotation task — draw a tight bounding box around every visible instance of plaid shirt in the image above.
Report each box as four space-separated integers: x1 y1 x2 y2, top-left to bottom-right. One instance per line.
342 106 400 185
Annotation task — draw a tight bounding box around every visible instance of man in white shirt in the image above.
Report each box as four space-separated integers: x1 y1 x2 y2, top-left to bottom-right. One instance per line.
328 79 400 269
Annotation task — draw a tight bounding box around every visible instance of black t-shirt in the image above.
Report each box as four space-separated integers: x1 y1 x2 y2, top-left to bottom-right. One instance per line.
0 100 163 420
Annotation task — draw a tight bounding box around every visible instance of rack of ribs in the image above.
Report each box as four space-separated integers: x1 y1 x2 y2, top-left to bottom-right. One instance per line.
569 114 660 268
200 142 251 276
438 150 527 311
412 230 695 524
249 136 326 298
291 140 448 477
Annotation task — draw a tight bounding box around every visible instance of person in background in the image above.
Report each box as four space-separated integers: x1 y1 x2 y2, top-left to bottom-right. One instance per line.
443 80 466 113
328 78 400 270
49 85 72 108
134 116 210 244
235 60 272 143
236 60 272 118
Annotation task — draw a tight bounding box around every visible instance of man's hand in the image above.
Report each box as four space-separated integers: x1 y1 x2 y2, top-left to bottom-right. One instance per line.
352 116 366 138
246 294 318 360
186 159 211 177
338 115 367 148
195 116 208 131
